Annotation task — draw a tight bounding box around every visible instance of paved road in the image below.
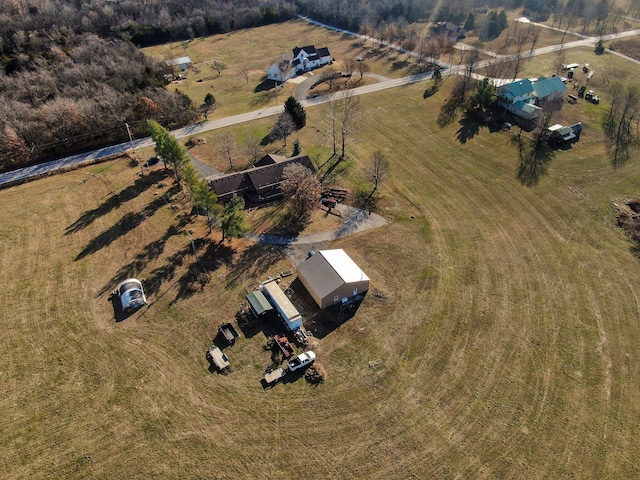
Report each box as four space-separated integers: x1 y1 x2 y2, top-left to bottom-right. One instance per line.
2 19 640 188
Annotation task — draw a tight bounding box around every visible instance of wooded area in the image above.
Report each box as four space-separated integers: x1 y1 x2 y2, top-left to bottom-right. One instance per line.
2 0 639 171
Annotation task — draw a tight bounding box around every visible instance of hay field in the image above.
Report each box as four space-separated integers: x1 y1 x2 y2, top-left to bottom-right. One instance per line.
3 38 640 480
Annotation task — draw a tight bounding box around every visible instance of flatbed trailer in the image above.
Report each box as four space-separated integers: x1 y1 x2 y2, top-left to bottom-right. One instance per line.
264 368 286 385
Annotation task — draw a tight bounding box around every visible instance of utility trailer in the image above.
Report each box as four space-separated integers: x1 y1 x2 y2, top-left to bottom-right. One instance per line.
207 346 231 373
218 322 239 345
263 368 287 385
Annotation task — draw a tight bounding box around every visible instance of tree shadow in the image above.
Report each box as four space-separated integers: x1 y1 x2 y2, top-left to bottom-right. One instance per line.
65 169 172 236
225 243 285 289
515 136 555 187
437 98 461 128
254 79 279 93
97 220 189 299
74 183 181 261
456 114 482 144
391 58 410 71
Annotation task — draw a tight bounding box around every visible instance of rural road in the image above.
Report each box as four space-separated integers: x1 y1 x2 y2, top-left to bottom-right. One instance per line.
1 19 640 188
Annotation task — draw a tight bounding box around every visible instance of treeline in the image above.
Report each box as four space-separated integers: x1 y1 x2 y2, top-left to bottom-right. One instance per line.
0 0 296 172
0 30 197 171
2 0 638 171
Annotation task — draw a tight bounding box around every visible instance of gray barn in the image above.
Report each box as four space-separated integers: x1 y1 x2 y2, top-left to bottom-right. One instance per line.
296 249 369 309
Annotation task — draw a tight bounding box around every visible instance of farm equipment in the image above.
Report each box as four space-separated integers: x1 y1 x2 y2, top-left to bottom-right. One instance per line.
584 90 600 104
218 322 239 346
273 334 295 358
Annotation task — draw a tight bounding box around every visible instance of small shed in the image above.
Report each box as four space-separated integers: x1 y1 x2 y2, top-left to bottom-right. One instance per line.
296 249 370 309
166 56 192 71
246 290 273 317
261 280 303 330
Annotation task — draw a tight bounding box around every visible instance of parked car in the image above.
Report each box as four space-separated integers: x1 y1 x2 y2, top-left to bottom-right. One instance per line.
117 278 147 312
143 156 160 168
287 351 316 371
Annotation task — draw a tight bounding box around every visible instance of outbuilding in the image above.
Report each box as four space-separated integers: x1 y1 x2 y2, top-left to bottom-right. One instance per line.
261 280 303 330
296 249 370 309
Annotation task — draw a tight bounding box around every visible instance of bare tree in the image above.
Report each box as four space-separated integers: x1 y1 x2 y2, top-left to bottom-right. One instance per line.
320 67 339 91
244 133 263 164
281 163 321 217
357 61 370 80
218 132 236 170
366 150 389 203
272 112 295 147
603 82 640 168
337 91 363 160
211 60 226 77
237 67 249 84
342 57 356 78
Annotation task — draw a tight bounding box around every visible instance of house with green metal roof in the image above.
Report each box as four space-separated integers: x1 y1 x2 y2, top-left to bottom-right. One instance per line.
532 76 568 103
498 76 567 121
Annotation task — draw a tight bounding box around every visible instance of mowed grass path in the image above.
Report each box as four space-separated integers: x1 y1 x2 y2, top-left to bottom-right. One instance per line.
2 82 640 478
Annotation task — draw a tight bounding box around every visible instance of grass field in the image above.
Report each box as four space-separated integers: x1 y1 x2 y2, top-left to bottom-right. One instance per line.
142 19 414 119
4 20 640 480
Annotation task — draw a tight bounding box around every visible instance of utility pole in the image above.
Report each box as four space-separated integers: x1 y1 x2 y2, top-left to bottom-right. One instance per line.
126 122 144 176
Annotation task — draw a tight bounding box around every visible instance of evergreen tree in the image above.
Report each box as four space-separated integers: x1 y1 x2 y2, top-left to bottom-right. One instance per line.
292 138 301 156
147 120 189 182
219 194 248 242
284 96 307 129
464 12 475 31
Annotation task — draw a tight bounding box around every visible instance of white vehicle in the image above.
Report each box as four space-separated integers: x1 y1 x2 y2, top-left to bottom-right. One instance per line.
287 351 316 371
117 278 147 312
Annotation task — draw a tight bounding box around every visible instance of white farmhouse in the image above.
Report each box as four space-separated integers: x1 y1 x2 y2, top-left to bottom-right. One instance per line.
266 45 331 82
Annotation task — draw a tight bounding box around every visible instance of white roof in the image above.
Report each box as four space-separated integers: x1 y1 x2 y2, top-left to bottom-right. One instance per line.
318 249 370 283
167 56 192 65
547 124 564 132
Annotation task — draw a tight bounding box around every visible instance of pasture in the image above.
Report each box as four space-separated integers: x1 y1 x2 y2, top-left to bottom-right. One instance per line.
3 20 640 480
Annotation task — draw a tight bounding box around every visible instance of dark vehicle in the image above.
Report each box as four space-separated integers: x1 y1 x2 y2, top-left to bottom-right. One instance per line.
143 156 160 168
218 322 239 345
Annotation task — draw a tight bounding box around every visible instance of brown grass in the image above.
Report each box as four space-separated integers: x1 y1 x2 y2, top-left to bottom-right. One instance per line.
3 19 640 480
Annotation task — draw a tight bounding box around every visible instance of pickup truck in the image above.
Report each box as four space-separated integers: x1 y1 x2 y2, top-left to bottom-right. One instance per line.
287 351 316 371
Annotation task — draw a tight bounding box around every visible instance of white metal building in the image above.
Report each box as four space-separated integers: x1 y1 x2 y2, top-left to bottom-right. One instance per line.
296 249 370 309
261 280 303 330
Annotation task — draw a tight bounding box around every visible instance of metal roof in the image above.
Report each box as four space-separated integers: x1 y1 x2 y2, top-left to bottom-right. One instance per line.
533 76 567 98
319 250 370 284
246 290 272 315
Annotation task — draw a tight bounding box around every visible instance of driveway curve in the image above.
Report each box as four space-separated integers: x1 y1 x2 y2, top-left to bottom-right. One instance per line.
247 203 386 245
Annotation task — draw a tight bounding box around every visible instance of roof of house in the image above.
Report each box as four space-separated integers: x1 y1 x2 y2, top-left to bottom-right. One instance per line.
297 249 369 300
499 79 535 99
532 76 568 98
209 155 314 199
316 47 331 58
166 56 192 66
254 153 287 167
293 45 317 58
208 171 249 199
